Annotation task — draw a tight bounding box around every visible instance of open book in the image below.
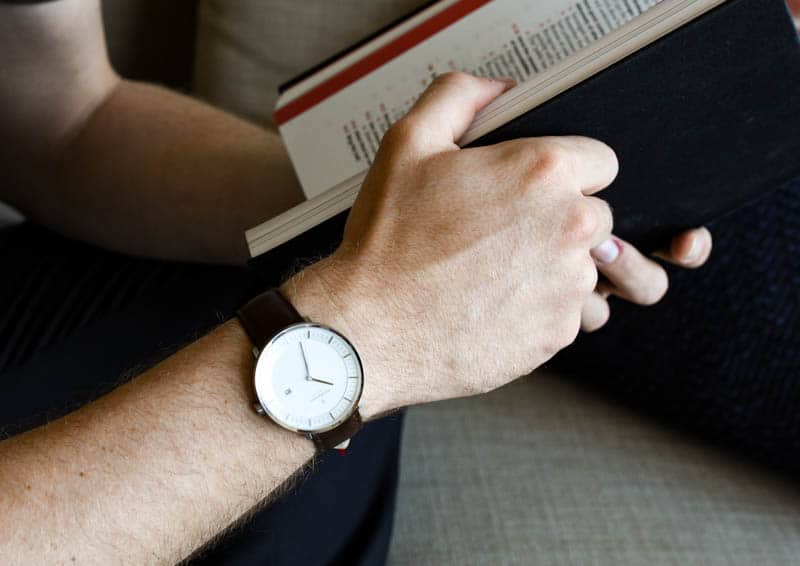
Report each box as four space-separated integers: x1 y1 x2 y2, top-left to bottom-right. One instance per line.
246 0 800 257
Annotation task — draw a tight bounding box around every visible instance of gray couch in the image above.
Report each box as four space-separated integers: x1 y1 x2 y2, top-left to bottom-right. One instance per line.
28 1 800 563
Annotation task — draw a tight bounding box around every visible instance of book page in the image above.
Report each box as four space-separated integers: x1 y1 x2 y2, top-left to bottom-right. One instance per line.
277 0 661 199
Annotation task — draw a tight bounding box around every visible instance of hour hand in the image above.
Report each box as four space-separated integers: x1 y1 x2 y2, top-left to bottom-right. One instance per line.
309 377 334 386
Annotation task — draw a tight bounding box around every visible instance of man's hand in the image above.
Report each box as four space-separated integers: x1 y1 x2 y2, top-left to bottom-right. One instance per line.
284 73 617 415
286 72 715 412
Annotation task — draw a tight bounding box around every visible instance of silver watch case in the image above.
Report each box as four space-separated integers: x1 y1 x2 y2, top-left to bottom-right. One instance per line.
251 322 364 435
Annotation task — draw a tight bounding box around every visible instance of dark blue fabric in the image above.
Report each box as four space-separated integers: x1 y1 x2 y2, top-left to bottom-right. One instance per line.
552 177 800 472
0 224 403 566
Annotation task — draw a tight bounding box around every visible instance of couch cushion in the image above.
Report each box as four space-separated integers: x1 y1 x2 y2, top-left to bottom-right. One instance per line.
102 0 197 90
389 373 800 565
194 0 425 129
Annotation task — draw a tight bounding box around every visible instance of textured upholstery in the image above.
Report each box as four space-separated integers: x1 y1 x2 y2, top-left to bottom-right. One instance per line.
194 0 424 129
102 0 197 90
390 375 800 565
191 1 800 562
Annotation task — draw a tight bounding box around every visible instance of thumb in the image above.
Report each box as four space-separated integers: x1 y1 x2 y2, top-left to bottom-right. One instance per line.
399 73 514 155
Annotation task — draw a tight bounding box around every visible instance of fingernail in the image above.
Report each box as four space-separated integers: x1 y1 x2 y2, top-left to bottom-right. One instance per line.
683 236 700 263
591 238 620 264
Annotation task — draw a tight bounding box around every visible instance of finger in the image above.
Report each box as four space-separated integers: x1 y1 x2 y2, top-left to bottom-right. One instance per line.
399 72 514 155
534 135 619 195
591 236 669 306
577 196 614 248
653 227 712 269
581 292 610 333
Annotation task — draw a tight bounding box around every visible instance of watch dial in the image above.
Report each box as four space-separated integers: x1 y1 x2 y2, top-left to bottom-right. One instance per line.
254 323 363 433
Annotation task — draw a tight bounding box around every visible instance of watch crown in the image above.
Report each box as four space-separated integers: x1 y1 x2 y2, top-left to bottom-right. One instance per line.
253 402 266 416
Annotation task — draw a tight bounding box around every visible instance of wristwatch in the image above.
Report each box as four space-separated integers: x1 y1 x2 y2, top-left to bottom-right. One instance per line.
237 289 364 451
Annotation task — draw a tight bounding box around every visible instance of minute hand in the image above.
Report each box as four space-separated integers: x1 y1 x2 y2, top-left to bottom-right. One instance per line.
299 342 311 378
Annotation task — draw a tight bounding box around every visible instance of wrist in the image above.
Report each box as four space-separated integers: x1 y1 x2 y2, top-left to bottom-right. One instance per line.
279 258 398 420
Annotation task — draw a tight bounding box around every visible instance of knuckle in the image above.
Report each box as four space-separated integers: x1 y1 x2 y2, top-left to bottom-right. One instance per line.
585 311 610 333
502 140 571 200
597 308 611 329
500 138 534 164
382 119 418 150
582 303 610 334
570 136 619 184
531 142 569 180
595 140 620 179
563 200 599 243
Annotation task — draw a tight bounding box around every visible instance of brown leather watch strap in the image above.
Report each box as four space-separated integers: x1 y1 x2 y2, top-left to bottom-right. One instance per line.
311 412 363 451
237 289 303 350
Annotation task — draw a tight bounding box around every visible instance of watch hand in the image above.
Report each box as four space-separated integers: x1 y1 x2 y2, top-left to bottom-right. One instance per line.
309 377 334 386
299 342 311 379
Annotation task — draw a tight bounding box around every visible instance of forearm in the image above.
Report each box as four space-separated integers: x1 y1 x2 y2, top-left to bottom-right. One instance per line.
0 264 396 564
6 79 303 265
0 321 313 564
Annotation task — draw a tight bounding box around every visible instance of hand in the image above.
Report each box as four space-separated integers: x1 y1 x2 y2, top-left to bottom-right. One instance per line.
580 228 713 332
283 72 617 417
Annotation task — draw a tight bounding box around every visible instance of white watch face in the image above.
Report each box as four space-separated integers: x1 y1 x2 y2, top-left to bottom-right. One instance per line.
254 323 363 433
